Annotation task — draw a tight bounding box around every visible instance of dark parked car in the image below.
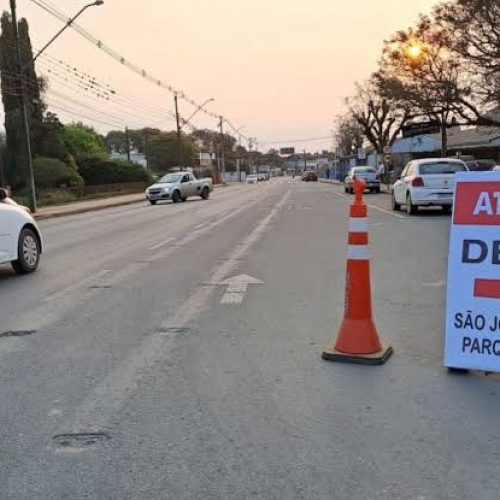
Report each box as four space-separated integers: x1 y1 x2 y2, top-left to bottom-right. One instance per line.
302 171 318 182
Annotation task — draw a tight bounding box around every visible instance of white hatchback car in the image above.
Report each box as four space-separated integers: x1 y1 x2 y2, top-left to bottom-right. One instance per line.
246 175 259 184
392 158 469 215
0 188 42 273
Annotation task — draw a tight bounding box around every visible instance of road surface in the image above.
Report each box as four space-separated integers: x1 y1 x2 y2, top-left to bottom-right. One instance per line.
1 179 499 499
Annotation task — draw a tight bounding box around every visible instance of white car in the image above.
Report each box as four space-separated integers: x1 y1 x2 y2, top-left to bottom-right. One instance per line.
492 166 500 172
246 175 259 184
392 158 468 215
0 188 42 273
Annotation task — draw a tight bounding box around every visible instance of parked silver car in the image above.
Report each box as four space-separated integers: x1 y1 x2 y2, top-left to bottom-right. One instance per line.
344 167 381 194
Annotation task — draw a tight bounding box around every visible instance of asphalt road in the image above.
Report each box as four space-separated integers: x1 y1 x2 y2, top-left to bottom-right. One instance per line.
1 179 500 500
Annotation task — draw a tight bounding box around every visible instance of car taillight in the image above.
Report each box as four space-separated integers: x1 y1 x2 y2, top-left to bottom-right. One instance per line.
412 177 425 187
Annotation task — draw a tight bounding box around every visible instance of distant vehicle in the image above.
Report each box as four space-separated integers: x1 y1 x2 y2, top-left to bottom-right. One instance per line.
464 159 496 172
145 172 213 205
0 188 42 274
246 175 259 184
302 171 318 182
257 173 268 181
392 158 468 215
344 166 380 193
492 166 500 171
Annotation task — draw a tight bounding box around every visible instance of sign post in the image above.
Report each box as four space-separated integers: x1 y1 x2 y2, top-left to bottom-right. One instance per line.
445 172 500 372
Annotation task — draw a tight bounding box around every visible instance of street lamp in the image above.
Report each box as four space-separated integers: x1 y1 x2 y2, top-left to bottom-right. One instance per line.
31 1 104 66
11 0 104 212
181 98 215 129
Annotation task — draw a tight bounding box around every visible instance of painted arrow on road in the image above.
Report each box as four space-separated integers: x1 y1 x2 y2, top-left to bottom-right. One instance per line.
219 274 264 305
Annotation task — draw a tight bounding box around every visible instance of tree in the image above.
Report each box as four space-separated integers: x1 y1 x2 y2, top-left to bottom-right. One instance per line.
434 0 500 123
36 112 68 160
105 128 161 155
63 122 108 162
334 114 364 156
347 79 411 156
376 18 472 156
148 131 197 173
0 11 44 187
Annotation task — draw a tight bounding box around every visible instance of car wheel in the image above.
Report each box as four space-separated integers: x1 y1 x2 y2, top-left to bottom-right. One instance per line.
442 205 452 214
181 197 187 202
149 200 157 205
344 186 348 193
391 192 401 211
172 190 181 203
11 227 40 274
375 187 381 193
201 187 210 200
406 193 418 215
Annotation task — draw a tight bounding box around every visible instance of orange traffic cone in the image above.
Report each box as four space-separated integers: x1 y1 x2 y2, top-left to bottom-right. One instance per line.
322 178 393 365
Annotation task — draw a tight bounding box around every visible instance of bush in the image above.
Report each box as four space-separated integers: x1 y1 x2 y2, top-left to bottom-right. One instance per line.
78 156 150 185
38 189 77 206
199 168 214 181
34 157 80 188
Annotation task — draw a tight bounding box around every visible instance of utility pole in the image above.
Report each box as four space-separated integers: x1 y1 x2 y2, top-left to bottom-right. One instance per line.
303 149 307 173
219 116 225 183
237 134 242 182
10 0 36 213
125 126 131 161
174 93 183 167
145 134 149 174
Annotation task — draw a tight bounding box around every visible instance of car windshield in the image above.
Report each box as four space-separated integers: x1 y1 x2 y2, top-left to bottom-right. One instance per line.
419 162 467 175
159 174 183 183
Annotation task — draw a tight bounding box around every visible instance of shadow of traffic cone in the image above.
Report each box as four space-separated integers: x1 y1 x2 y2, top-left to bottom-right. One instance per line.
323 178 393 365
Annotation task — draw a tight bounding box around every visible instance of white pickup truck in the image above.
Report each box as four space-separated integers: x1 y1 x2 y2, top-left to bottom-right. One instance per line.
146 172 213 205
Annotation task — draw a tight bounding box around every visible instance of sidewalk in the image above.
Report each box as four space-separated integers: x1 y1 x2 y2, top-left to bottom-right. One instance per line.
34 193 146 220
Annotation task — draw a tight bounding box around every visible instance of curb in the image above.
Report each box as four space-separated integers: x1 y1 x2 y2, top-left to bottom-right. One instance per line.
34 197 145 220
33 184 227 220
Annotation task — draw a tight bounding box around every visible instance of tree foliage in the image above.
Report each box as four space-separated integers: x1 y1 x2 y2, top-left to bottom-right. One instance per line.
63 122 108 162
347 80 412 154
334 114 363 156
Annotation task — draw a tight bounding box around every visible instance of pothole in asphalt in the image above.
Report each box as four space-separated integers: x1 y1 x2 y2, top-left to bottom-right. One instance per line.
155 327 191 335
0 330 36 338
52 433 110 449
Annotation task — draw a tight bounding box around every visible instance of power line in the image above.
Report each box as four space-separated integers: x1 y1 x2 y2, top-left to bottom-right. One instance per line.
29 0 225 121
261 135 333 145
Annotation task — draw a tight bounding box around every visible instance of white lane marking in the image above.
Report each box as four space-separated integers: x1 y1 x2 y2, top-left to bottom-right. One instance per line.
148 237 175 251
59 189 291 434
347 245 370 260
422 280 446 288
219 274 265 304
220 292 245 305
367 203 408 220
330 190 409 220
349 218 368 232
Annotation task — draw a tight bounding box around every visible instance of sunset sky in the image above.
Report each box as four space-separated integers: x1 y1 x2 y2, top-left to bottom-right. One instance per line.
6 0 440 151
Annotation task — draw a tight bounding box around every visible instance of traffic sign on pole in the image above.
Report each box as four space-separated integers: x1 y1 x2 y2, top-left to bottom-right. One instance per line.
445 172 500 372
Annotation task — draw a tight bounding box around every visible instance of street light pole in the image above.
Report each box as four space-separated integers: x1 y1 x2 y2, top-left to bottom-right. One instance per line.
29 1 104 68
182 98 214 130
10 0 36 212
12 0 104 212
219 116 225 183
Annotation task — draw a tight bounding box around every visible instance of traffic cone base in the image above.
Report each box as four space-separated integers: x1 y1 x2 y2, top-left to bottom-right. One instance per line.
322 343 393 366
